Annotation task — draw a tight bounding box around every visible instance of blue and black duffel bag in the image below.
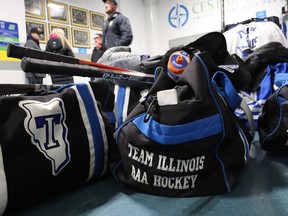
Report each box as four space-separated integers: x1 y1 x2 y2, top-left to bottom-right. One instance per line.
112 51 253 197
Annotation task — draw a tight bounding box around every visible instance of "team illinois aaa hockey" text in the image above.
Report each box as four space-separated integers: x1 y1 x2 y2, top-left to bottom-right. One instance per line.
128 143 205 190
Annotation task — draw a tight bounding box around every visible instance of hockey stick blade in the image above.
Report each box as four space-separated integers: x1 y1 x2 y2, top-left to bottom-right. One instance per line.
21 57 154 87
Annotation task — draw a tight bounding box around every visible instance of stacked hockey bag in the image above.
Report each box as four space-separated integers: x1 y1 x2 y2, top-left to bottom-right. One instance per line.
221 12 288 157
231 42 288 154
0 81 118 215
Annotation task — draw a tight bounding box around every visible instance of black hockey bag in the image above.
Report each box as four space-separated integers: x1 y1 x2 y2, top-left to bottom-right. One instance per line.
0 81 117 215
112 52 253 197
258 84 288 155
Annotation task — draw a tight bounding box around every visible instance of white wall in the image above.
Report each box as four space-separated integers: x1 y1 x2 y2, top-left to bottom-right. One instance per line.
155 0 287 55
120 0 147 55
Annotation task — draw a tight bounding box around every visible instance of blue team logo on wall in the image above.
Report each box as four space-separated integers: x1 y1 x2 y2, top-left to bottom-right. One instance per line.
19 98 71 176
168 4 189 29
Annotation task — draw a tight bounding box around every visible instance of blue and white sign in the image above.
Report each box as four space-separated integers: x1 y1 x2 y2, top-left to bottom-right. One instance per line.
168 4 189 29
78 47 87 54
0 20 19 48
256 10 267 18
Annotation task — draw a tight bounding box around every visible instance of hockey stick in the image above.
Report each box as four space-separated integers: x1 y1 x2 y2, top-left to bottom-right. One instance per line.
0 84 62 95
21 57 154 88
7 43 131 72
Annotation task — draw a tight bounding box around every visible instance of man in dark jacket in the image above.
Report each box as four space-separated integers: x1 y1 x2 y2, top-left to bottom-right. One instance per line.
24 28 46 84
102 0 133 50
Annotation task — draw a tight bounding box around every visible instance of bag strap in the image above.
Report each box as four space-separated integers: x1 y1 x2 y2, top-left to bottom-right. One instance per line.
212 71 255 138
240 99 255 138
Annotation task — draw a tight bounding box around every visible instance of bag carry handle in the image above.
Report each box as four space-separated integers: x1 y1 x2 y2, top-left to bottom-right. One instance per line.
212 72 255 138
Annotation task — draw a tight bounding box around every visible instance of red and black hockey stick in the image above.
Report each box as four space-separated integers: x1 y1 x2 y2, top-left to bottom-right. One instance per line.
21 57 154 88
7 43 155 87
7 43 130 72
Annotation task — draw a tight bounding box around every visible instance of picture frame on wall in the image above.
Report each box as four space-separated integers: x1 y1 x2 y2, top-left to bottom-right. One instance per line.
70 6 89 28
25 19 47 43
90 11 105 30
47 1 69 24
49 23 70 42
71 27 90 48
24 0 46 20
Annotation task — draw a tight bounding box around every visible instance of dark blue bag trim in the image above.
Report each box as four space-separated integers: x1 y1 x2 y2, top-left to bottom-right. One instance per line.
115 114 143 144
212 71 242 111
132 113 222 145
212 71 255 138
53 83 75 93
75 84 106 177
115 85 127 128
196 54 231 192
57 83 106 178
106 111 116 125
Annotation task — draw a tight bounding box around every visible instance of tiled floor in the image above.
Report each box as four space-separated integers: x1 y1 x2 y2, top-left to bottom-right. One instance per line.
8 141 288 216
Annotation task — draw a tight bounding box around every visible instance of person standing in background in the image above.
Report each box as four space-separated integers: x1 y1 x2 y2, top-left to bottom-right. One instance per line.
45 28 74 84
24 28 46 84
102 0 133 50
91 33 104 62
